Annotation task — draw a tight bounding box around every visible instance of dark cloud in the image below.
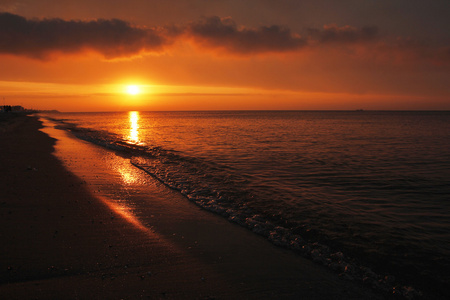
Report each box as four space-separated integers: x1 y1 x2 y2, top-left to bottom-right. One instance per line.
1 12 445 66
0 12 168 59
186 16 307 54
307 24 380 44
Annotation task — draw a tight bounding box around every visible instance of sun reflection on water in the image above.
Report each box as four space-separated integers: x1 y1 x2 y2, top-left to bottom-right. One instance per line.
128 111 140 144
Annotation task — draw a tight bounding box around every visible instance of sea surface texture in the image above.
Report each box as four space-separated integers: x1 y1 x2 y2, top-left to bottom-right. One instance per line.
45 111 450 298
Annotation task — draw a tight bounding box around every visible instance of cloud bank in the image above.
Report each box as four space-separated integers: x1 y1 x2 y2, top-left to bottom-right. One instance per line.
0 13 381 59
0 12 447 66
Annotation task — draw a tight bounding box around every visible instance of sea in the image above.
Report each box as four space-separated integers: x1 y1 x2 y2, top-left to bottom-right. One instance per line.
42 110 450 298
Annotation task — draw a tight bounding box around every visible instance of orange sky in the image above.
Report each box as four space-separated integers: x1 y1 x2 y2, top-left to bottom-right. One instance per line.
1 0 449 111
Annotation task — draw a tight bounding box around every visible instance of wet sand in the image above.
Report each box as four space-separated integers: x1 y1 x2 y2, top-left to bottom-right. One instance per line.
0 114 384 299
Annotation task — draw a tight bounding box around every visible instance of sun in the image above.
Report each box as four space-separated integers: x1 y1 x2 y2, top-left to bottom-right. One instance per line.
126 85 140 95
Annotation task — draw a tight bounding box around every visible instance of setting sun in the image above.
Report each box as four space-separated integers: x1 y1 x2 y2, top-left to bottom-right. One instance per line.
126 85 140 95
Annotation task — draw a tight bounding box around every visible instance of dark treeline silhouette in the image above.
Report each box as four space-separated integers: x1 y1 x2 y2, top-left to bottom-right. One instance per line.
1 105 25 112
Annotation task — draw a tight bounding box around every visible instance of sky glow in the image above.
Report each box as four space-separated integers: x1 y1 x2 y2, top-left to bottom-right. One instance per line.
0 0 449 111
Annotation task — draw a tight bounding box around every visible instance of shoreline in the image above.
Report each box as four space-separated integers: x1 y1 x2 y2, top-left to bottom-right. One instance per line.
1 114 384 299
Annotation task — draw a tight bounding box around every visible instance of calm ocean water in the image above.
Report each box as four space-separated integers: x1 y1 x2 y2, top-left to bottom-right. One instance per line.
44 111 450 298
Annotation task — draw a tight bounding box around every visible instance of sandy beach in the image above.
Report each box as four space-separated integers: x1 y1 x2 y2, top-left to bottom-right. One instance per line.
0 114 384 299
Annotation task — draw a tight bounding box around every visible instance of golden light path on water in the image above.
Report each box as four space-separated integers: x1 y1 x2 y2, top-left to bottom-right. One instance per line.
128 111 140 144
